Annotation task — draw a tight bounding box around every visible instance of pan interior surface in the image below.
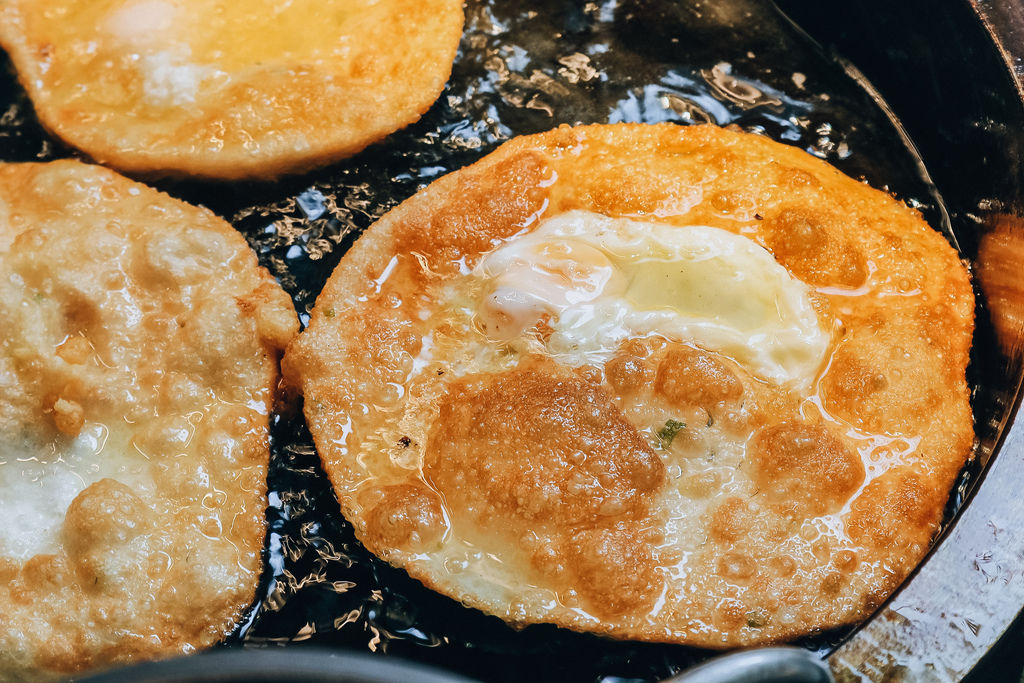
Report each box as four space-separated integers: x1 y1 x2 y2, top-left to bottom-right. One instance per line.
1 0 1020 680
776 0 1024 679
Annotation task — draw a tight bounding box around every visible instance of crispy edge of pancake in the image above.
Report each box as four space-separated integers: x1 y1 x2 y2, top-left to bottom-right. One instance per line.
0 159 298 677
282 122 975 646
0 0 464 179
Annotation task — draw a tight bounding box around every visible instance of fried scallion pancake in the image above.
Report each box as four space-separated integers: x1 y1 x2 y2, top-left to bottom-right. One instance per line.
283 123 975 647
0 0 464 179
0 160 297 678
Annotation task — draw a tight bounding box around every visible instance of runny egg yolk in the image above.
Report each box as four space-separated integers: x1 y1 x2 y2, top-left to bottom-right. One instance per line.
475 210 831 385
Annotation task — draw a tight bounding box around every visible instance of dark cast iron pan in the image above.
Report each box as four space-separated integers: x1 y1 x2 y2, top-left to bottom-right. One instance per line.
778 1 1024 680
3 0 1024 681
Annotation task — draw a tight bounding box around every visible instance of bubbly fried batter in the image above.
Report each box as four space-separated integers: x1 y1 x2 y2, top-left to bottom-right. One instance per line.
0 0 464 179
283 123 974 647
0 161 297 678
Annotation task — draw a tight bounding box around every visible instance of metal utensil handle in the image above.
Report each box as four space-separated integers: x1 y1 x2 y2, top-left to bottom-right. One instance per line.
664 647 834 683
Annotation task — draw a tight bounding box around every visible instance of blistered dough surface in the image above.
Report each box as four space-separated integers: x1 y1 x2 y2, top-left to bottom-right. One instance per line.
0 0 464 179
0 160 297 678
284 123 974 647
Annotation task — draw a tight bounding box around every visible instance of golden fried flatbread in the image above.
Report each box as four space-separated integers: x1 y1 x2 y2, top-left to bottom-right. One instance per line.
0 0 464 179
283 123 974 647
0 160 297 678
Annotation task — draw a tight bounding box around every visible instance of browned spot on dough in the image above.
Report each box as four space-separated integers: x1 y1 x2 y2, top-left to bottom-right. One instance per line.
364 484 445 551
846 469 943 550
751 421 864 516
63 479 153 590
779 167 822 190
10 554 72 605
404 153 549 270
423 360 664 527
821 571 845 596
709 497 752 543
63 479 149 552
605 343 654 394
56 335 91 365
717 552 757 581
833 549 858 571
764 208 867 288
654 345 743 408
52 397 84 436
713 597 748 631
710 190 756 216
530 539 568 579
585 170 665 216
822 334 943 434
566 523 660 617
769 555 797 578
0 557 18 583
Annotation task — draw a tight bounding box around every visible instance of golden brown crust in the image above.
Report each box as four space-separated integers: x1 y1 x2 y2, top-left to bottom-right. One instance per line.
655 345 745 408
424 361 665 526
750 421 864 516
0 160 297 678
764 208 869 288
0 1 464 179
284 123 974 647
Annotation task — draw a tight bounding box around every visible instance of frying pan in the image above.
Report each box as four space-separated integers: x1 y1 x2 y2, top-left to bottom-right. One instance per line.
2 0 1024 680
778 1 1024 680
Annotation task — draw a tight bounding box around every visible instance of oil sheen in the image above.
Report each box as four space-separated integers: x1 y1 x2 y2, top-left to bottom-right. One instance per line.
0 0 965 679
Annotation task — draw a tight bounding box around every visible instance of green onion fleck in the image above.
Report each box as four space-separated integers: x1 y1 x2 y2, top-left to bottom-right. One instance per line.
657 419 686 448
745 610 769 629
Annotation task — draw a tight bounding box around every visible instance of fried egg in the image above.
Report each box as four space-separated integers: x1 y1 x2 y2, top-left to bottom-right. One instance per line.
0 0 464 179
0 160 297 678
475 211 830 384
283 123 974 647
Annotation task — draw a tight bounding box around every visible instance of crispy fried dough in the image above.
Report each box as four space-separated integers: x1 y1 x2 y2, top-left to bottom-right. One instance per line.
0 0 464 179
283 123 974 647
0 160 297 678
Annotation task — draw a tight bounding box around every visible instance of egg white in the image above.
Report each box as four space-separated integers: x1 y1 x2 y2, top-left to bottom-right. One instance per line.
475 210 830 385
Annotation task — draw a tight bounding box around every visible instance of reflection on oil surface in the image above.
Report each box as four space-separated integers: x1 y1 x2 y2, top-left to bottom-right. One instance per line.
0 0 993 680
